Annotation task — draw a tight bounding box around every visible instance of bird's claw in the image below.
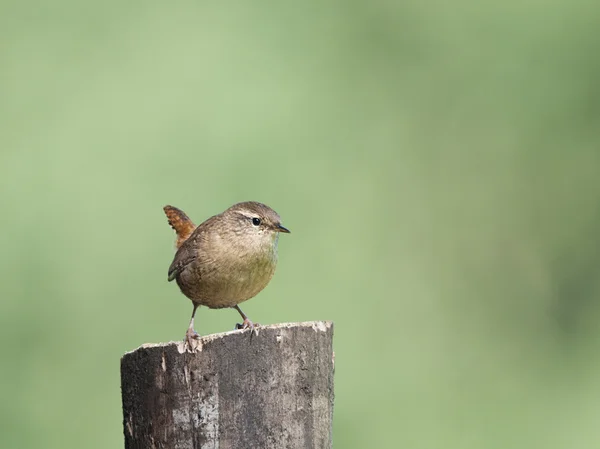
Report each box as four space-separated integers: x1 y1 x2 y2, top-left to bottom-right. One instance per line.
184 328 201 352
235 318 260 335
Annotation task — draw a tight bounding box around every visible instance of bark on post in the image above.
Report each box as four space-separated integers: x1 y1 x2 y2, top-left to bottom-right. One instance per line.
120 321 334 449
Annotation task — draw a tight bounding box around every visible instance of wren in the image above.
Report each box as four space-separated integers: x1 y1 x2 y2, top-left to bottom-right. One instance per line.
164 202 290 351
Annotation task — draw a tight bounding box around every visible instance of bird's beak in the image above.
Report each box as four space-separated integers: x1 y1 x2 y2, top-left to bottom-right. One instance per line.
277 224 291 234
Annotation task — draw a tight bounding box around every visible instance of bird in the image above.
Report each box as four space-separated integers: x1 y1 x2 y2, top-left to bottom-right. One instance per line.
164 201 290 351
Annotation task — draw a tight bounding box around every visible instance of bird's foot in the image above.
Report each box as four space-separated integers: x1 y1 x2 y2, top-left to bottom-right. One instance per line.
236 318 260 335
184 328 201 352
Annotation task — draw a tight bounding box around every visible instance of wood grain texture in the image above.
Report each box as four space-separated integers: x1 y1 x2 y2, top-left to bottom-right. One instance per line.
121 321 334 449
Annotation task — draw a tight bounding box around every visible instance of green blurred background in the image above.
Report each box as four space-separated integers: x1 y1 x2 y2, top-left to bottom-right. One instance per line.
2 1 600 448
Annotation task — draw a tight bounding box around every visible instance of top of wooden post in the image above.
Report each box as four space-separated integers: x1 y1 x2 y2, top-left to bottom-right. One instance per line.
122 320 334 356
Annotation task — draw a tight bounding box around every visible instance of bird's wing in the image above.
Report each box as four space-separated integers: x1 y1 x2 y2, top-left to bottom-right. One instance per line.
167 237 197 281
167 216 219 282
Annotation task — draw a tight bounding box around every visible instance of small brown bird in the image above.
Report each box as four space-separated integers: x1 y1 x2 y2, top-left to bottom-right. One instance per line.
164 201 290 351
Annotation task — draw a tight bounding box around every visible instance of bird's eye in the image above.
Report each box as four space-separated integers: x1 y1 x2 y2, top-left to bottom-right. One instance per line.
252 217 261 226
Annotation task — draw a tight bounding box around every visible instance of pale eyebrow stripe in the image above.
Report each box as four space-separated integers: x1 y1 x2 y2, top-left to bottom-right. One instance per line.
236 211 259 220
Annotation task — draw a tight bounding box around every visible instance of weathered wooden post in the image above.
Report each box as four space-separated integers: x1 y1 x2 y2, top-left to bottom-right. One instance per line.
120 321 334 449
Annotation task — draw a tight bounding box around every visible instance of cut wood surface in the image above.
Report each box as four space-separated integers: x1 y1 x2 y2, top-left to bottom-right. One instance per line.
121 321 334 449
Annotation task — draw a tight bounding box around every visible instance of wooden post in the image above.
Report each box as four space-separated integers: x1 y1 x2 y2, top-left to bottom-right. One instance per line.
120 321 334 449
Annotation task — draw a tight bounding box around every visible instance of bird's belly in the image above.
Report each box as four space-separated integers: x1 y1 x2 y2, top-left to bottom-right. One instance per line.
177 256 276 309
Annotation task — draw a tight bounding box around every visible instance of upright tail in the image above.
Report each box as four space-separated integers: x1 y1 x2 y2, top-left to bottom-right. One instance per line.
163 205 196 249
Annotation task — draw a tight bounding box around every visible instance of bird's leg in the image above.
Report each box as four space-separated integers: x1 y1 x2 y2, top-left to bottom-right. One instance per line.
185 303 201 352
234 305 259 334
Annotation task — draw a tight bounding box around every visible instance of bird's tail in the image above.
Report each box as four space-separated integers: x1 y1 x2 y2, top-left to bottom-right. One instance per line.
163 205 196 249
